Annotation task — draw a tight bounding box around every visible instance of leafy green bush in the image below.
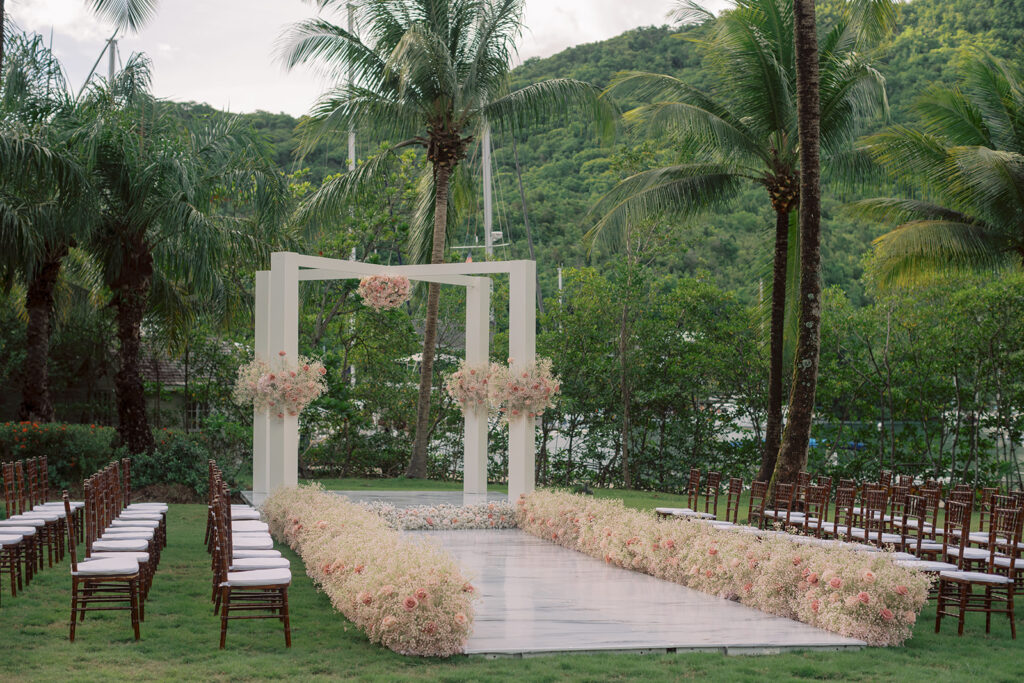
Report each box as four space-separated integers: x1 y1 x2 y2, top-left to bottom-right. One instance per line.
0 421 116 491
121 430 210 500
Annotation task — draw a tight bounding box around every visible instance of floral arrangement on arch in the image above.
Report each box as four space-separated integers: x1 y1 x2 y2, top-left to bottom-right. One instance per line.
442 361 493 412
488 358 560 420
232 352 328 418
358 274 412 311
516 490 930 647
263 485 476 657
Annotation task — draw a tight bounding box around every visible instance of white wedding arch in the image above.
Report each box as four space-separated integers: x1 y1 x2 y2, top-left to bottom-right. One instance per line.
251 251 537 503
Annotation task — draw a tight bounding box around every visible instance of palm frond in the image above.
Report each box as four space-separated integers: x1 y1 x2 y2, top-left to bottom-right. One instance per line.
86 0 159 33
482 78 617 144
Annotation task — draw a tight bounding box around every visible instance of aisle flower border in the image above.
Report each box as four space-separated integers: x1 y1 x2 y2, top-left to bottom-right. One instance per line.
359 500 518 531
263 486 476 657
515 490 930 647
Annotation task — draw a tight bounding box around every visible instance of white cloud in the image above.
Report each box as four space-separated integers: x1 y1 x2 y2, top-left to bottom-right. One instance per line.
9 0 110 43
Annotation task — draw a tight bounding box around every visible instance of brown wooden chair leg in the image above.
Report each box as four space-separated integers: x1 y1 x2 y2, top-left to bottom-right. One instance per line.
130 579 141 641
69 579 78 642
985 586 992 633
219 587 229 649
935 579 944 633
958 584 968 636
282 588 292 648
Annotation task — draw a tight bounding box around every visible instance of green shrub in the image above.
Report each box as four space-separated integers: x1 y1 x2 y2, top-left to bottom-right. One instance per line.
120 430 211 501
0 421 117 491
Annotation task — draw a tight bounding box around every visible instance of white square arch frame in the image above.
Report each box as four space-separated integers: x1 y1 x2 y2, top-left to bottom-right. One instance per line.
251 251 537 504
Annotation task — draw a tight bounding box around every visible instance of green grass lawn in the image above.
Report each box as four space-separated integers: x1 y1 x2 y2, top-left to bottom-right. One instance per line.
3 483 1018 681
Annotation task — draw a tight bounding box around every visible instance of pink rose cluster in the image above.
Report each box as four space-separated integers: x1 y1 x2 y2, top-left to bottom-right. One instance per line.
263 485 476 657
359 500 518 531
233 353 328 419
442 361 492 412
488 358 560 420
357 274 412 312
515 490 930 647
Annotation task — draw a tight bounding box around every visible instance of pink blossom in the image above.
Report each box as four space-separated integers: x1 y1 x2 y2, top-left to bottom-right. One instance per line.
462 583 474 593
708 547 718 556
861 570 876 584
811 599 820 613
858 591 871 604
381 616 397 629
894 585 908 596
403 596 419 611
662 539 675 549
807 572 819 584
743 582 753 593
792 556 802 566
358 591 372 606
454 613 468 626
880 608 894 621
422 621 438 635
829 577 842 589
316 520 327 529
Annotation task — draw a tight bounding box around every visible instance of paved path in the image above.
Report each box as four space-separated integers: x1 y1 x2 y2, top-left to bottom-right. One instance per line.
413 529 865 656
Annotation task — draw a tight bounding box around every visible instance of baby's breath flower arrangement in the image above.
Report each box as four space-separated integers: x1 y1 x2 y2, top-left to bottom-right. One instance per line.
263 486 477 657
442 361 492 411
357 274 412 311
488 358 560 420
233 351 328 418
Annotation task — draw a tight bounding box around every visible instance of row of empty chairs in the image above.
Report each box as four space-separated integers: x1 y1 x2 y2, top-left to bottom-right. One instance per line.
63 459 167 641
0 457 79 603
206 461 291 648
657 468 1022 638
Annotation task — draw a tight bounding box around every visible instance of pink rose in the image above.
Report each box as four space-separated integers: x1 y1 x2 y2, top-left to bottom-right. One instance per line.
690 565 700 576
811 599 820 613
894 585 908 596
422 621 437 635
662 539 675 549
316 520 327 529
708 547 718 556
415 588 428 600
462 583 475 593
278 350 286 356
454 612 468 626
358 591 372 606
743 582 753 593
862 570 876 584
403 596 419 611
880 608 894 621
792 556 802 566
381 616 397 629
858 591 871 604
829 577 842 589
807 572 819 584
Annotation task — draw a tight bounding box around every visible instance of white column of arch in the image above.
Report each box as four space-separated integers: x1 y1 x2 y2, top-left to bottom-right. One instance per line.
507 260 537 501
462 277 491 499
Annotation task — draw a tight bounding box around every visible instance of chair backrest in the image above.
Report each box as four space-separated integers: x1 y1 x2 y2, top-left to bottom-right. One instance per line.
748 481 768 524
724 478 743 524
988 506 1021 576
879 470 892 490
942 499 972 568
686 469 701 510
14 461 29 514
40 455 51 501
949 486 973 508
897 474 914 489
978 487 999 532
814 475 832 493
862 488 889 545
803 485 829 534
796 471 811 501
833 486 856 539
773 483 796 525
702 471 721 515
920 486 941 539
899 494 927 554
889 485 909 524
2 462 18 516
64 490 79 572
121 458 132 506
26 458 40 507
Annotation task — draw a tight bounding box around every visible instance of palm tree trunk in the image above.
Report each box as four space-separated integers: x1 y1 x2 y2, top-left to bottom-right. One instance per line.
757 207 790 482
113 242 156 454
774 0 822 488
619 299 632 489
18 245 66 423
0 0 6 81
407 162 451 478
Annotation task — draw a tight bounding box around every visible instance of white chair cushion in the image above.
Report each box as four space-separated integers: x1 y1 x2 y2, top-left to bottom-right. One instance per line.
947 547 990 561
888 551 920 561
126 505 167 513
230 557 290 571
223 568 291 587
93 539 149 552
0 534 24 545
939 570 1012 584
230 509 261 520
232 537 274 550
655 507 693 515
232 521 269 532
18 510 62 522
75 557 138 576
88 551 150 563
3 516 46 527
231 549 282 559
764 510 805 520
103 528 154 538
896 559 958 571
0 526 35 535
111 519 160 528
37 502 84 510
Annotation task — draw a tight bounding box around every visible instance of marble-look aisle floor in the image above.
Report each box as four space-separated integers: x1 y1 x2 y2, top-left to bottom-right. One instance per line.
412 529 865 656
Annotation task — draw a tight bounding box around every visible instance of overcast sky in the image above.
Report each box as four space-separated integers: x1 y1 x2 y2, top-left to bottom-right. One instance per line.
7 0 725 117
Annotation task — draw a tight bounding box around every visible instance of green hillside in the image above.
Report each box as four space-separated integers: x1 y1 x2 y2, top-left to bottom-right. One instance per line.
223 0 1024 307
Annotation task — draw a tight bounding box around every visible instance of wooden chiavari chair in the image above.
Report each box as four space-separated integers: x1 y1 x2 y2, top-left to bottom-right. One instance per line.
685 469 701 512
29 457 84 544
820 486 856 541
64 491 142 641
747 481 768 528
722 478 743 525
801 485 830 537
936 504 1019 638
763 483 803 528
4 462 62 568
851 488 902 548
701 472 721 519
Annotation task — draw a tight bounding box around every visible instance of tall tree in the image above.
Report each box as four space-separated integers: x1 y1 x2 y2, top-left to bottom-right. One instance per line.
591 0 888 482
855 52 1024 285
0 32 92 422
71 56 286 452
282 0 612 478
773 0 896 487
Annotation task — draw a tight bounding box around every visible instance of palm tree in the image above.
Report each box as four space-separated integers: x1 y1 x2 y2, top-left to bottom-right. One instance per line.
0 32 93 422
71 55 287 452
282 0 613 478
85 0 159 32
591 0 888 482
855 52 1024 285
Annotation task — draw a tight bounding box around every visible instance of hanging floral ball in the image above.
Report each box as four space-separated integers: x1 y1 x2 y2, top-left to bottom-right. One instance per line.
358 274 412 311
